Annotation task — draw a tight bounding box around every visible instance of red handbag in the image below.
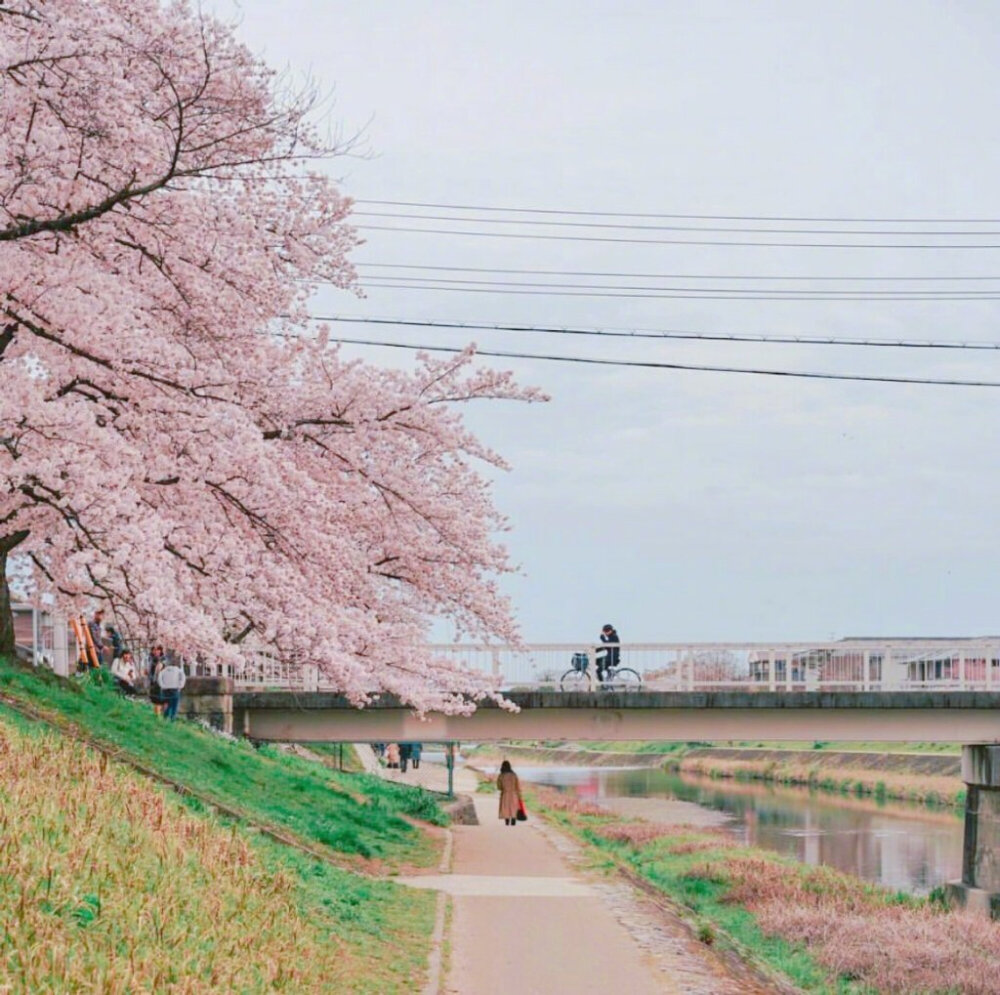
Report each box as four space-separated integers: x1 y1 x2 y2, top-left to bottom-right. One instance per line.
516 799 527 821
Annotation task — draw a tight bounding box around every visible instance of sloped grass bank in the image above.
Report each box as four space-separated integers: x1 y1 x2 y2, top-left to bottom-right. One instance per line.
677 749 963 808
534 787 1000 995
0 712 436 992
0 658 443 869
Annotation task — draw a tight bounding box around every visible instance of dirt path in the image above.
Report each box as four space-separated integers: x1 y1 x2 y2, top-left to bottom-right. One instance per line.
373 751 778 994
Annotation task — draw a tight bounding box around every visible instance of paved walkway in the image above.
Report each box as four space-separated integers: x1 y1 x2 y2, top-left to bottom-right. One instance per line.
362 748 764 994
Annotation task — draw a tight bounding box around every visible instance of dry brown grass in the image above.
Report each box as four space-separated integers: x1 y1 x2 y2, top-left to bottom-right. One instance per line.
713 855 1000 994
531 784 609 817
0 718 383 992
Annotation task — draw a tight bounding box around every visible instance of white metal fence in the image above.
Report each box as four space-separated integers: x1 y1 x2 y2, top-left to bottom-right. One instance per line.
421 641 1000 693
216 640 1000 692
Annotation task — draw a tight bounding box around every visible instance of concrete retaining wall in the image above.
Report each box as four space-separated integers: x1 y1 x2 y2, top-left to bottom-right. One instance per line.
683 747 960 777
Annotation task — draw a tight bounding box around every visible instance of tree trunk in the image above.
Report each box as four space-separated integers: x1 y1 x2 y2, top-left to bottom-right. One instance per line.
0 530 30 659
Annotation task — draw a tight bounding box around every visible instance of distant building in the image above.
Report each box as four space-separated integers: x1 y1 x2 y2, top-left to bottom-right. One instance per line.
748 637 1000 687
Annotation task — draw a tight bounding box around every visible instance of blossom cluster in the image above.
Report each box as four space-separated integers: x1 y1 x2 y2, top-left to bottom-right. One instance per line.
0 1 543 709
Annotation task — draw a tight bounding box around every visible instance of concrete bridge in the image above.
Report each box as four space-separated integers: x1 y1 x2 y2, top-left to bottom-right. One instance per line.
228 688 1000 743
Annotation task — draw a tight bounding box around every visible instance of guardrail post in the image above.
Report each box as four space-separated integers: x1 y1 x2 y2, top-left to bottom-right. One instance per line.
768 650 776 692
303 664 319 692
959 653 966 690
862 650 870 691
446 742 455 799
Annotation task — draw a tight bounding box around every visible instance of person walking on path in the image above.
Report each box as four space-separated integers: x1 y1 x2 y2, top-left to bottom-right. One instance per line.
399 742 413 773
385 742 400 769
410 742 422 769
157 658 186 720
496 759 524 826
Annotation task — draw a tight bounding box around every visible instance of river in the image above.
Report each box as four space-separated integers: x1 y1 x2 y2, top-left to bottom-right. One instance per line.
494 763 963 895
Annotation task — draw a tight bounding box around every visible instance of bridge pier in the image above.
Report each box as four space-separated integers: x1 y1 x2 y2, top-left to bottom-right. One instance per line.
947 744 1000 918
179 676 234 734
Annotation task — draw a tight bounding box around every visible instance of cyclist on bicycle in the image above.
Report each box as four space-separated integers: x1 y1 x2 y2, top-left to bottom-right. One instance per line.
597 623 621 683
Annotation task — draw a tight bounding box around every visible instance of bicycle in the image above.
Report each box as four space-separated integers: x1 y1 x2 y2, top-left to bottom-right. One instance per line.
559 650 642 692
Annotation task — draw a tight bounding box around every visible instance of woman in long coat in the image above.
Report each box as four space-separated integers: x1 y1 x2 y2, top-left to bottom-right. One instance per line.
496 760 523 826
386 742 400 769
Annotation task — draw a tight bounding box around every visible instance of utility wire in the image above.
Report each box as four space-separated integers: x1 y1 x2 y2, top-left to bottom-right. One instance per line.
359 223 1000 249
305 314 1000 350
359 280 1000 301
354 209 1000 237
359 262 1000 282
361 275 1000 300
356 198 1000 225
365 276 1000 294
326 336 1000 388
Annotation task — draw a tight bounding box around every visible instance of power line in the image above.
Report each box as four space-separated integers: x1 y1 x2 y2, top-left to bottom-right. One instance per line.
326 336 1000 388
305 314 1000 350
360 275 1000 300
359 280 1000 301
359 262 1000 282
354 209 1000 237
359 223 1000 250
356 198 1000 225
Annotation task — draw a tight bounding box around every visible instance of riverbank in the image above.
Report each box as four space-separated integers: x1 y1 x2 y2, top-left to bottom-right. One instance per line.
466 742 668 768
533 787 1000 995
679 746 963 807
468 741 965 807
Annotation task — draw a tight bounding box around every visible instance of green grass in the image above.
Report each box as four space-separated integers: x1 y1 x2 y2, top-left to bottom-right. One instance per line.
577 740 697 755
582 739 961 755
304 740 366 772
0 711 437 992
485 738 961 757
250 835 437 992
0 658 445 868
709 740 961 755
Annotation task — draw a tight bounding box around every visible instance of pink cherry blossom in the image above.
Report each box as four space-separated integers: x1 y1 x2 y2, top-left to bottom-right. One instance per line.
0 0 544 710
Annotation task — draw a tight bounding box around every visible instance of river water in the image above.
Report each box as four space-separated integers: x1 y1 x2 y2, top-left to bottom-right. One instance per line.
506 764 964 895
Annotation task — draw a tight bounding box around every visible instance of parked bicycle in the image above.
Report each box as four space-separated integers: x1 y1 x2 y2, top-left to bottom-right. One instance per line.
559 650 642 691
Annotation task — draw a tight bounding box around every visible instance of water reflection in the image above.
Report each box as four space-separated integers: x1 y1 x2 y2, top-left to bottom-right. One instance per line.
514 765 963 895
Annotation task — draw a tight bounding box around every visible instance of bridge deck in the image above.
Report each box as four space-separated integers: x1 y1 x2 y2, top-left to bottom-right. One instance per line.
233 690 1000 743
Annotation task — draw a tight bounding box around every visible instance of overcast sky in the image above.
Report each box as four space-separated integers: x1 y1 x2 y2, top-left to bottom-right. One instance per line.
210 0 1000 643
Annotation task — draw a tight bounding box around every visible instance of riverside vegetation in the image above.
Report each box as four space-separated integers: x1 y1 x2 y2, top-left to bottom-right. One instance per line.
0 658 445 992
534 786 1000 995
494 740 966 807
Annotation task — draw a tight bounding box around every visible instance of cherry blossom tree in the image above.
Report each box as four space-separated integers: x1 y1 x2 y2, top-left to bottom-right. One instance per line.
0 0 540 708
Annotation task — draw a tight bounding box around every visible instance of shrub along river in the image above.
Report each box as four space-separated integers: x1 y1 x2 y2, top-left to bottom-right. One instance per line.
508 764 963 895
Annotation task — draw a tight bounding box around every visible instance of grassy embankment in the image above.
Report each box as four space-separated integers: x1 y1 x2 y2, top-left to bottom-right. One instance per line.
0 657 445 992
534 787 1000 995
678 748 963 807
581 740 961 755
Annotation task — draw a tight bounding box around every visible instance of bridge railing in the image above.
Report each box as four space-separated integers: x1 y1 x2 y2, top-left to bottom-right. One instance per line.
423 641 1000 692
210 640 1000 692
